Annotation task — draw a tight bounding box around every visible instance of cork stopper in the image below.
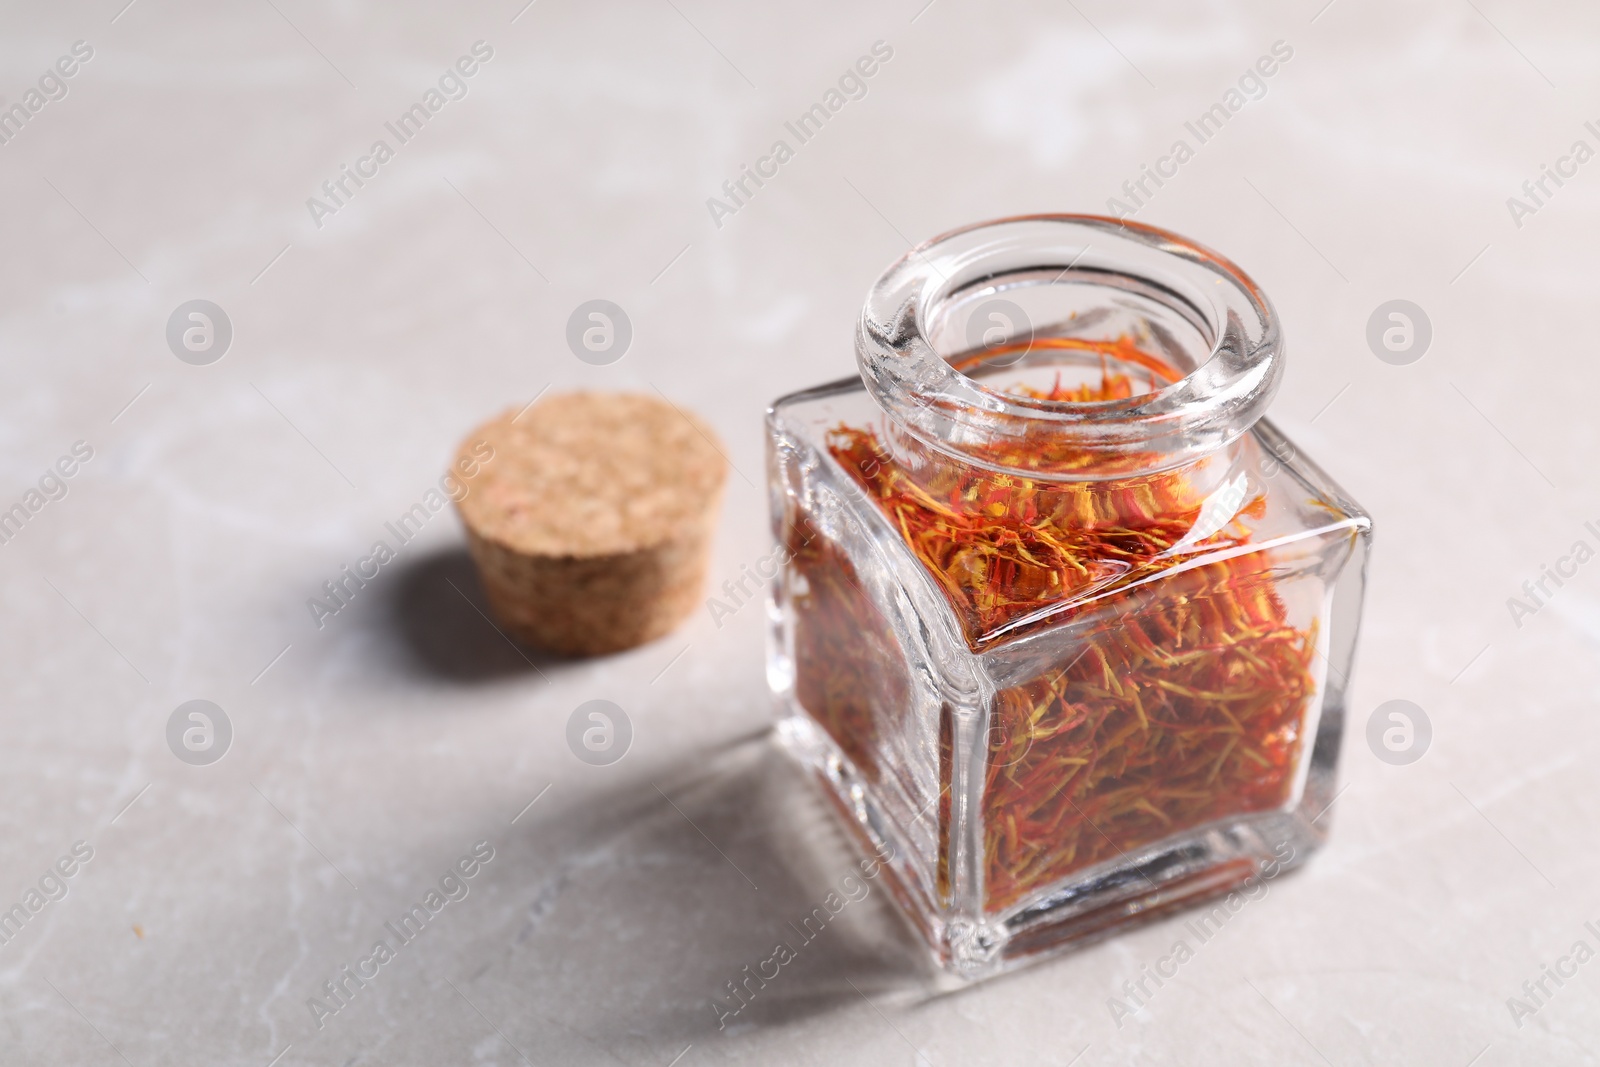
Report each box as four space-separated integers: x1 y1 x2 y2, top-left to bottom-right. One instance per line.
453 391 727 657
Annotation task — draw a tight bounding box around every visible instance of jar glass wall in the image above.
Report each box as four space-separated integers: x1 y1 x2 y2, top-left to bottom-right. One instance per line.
766 216 1371 978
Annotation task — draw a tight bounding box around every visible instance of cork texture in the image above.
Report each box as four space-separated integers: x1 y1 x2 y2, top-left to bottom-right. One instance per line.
453 392 727 656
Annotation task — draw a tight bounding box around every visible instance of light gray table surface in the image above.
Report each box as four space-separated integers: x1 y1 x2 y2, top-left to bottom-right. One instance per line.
2 1 1595 1063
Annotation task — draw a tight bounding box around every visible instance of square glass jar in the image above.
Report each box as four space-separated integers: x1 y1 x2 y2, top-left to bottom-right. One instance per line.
766 216 1370 979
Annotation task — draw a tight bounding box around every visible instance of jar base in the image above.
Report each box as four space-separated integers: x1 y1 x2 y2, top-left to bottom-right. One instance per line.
776 701 1335 980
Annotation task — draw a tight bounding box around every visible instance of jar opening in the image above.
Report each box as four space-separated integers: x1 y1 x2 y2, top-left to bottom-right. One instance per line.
856 216 1282 480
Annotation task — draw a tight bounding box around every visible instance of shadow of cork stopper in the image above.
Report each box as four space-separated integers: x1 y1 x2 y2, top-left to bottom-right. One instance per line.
452 391 728 657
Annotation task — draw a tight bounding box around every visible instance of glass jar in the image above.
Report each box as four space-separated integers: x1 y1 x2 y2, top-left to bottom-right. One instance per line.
765 215 1371 979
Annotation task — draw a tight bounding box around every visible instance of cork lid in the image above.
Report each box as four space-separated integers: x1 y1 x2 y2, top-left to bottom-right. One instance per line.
453 392 728 558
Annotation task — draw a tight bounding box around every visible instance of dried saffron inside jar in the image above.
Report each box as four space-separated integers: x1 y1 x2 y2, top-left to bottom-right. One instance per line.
809 338 1319 911
768 214 1371 976
787 511 910 786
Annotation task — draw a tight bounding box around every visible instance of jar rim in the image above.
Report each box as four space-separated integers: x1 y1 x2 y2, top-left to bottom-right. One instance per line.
854 214 1283 479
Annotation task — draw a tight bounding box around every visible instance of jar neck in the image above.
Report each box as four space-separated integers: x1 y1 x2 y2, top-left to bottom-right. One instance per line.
855 215 1282 483
865 416 1253 537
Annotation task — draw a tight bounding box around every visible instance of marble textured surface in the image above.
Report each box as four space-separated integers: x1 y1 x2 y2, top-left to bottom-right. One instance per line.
2 1 1598 1064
